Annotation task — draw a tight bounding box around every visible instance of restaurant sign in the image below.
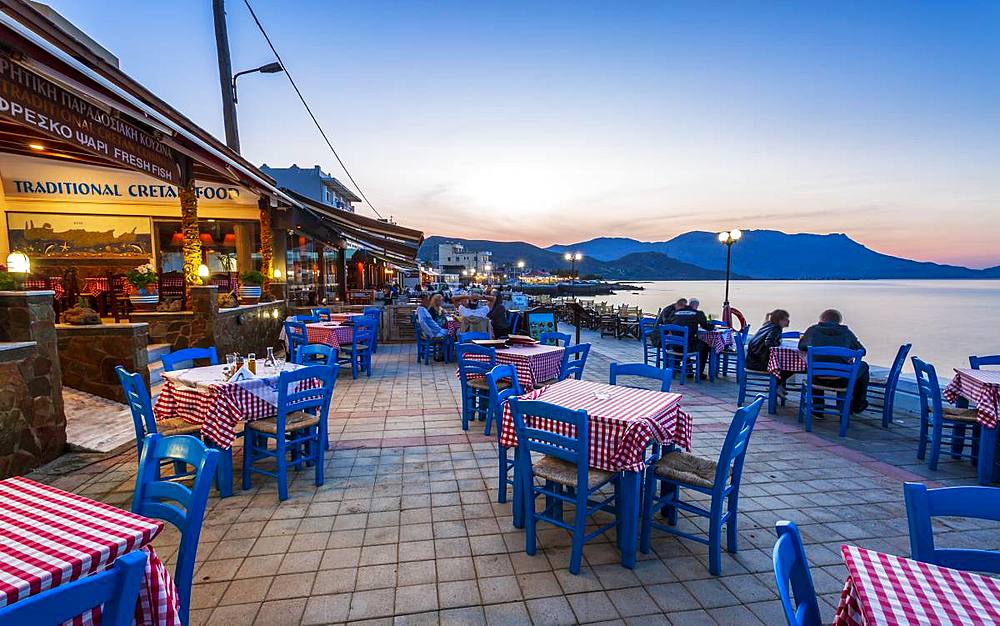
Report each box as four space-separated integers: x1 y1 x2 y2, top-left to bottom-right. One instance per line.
0 54 180 184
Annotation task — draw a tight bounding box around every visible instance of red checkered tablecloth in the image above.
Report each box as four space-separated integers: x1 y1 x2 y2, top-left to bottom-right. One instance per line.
834 544 1000 626
499 378 692 472
154 364 319 449
446 318 461 337
768 341 807 378
461 344 565 391
23 276 65 300
698 328 734 354
306 322 354 349
0 477 180 626
81 277 109 297
943 368 1000 429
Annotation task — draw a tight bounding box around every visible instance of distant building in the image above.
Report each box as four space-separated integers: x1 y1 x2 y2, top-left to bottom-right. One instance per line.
260 164 360 212
437 242 492 277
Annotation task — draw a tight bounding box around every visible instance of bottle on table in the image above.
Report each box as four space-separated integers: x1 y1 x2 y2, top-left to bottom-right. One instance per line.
264 346 276 369
247 352 257 375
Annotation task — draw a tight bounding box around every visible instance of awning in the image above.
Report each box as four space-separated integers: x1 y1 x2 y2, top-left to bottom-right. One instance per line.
0 2 300 206
282 189 423 266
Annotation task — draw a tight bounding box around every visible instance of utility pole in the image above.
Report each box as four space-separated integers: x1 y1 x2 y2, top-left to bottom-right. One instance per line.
213 0 240 152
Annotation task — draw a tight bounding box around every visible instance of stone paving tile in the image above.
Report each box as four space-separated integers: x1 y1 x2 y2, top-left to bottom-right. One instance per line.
28 333 1000 625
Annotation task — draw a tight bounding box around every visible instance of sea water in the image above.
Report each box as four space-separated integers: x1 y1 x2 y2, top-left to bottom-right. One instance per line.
602 279 1000 372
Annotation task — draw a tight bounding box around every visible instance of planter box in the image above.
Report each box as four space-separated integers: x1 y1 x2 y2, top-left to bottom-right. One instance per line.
129 294 160 311
239 285 262 304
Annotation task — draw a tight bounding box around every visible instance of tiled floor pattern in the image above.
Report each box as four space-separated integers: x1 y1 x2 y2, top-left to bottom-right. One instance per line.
28 332 999 625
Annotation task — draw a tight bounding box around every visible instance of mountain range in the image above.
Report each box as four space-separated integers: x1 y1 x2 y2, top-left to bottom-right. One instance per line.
420 231 1000 280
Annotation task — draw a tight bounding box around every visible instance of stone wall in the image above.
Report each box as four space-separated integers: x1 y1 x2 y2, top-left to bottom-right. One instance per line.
214 302 286 357
56 323 149 403
129 311 195 349
0 291 66 478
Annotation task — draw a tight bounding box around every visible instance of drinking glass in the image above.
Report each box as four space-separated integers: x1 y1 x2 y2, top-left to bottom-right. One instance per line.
226 353 237 368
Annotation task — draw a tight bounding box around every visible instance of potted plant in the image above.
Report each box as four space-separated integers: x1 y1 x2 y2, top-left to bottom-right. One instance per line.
239 270 266 303
126 262 159 310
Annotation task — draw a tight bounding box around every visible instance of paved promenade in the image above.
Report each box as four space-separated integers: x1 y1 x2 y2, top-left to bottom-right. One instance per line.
26 329 995 625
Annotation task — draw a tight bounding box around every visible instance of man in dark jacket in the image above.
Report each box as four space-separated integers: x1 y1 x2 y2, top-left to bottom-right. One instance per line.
668 298 713 379
650 298 686 347
799 309 869 413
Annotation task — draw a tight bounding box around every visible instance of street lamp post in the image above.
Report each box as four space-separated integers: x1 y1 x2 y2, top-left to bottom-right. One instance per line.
717 229 742 325
233 61 284 104
563 252 583 281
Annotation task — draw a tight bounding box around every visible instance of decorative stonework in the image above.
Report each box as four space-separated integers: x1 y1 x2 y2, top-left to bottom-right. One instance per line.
56 323 149 403
0 292 66 478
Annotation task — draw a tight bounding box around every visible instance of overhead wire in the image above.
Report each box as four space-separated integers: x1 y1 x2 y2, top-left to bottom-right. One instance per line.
242 0 385 220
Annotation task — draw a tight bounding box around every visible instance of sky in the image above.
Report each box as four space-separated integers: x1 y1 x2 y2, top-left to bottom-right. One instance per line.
43 1 1000 268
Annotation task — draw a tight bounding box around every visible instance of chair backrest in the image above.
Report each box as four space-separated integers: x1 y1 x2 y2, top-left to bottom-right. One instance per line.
277 365 338 422
609 362 672 392
485 364 524 438
457 343 497 384
506 310 521 332
884 343 913 396
295 343 335 365
781 331 801 339
911 356 944 426
284 320 308 360
364 306 382 319
115 366 156 453
458 331 490 343
161 346 219 372
805 347 862 384
352 324 374 348
560 343 591 381
132 434 220 624
658 324 688 349
639 317 656 337
540 331 571 347
293 313 319 323
311 307 332 321
709 319 727 328
772 520 822 626
0 550 148 626
903 482 1000 574
714 396 764 490
969 354 1000 369
509 398 588 475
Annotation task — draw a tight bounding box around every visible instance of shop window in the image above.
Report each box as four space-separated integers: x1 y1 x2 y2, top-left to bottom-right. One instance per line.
154 220 261 274
286 232 320 306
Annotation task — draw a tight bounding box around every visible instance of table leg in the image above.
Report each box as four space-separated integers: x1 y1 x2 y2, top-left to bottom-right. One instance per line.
977 425 998 485
619 470 641 569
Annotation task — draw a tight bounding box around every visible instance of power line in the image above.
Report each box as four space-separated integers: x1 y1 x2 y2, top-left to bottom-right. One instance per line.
242 0 384 220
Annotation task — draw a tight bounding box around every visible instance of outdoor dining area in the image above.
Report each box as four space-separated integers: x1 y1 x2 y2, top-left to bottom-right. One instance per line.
0 297 998 625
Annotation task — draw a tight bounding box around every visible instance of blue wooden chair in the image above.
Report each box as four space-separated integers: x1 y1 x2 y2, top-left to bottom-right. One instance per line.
640 396 764 575
362 308 382 353
559 343 591 381
295 343 336 366
133 433 220 625
414 314 451 364
639 318 658 366
161 346 219 372
284 320 308 363
242 365 337 501
293 313 318 323
337 325 373 379
115 365 201 465
510 397 622 575
311 307 332 321
458 331 490 343
0 550 148 626
609 361 672 392
772 520 822 626
864 343 911 427
485 365 522 518
540 331 571 347
970 354 1000 369
719 325 750 378
903 482 1000 573
781 331 801 339
797 347 863 436
354 314 380 355
457 343 497 431
911 357 980 471
659 324 700 385
733 332 781 414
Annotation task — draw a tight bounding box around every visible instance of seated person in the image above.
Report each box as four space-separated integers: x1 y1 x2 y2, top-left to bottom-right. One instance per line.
799 309 869 414
666 297 713 379
415 294 448 340
746 309 794 388
453 292 494 335
650 297 687 347
428 293 449 327
486 286 512 337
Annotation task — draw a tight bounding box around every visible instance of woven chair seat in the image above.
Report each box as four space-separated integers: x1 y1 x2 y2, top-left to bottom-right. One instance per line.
941 407 979 422
156 417 202 437
654 451 718 489
467 378 510 391
247 411 320 435
745 368 770 375
533 456 616 490
869 376 889 386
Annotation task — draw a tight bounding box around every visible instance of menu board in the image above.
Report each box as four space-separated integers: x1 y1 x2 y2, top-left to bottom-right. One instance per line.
511 293 529 310
525 310 557 340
